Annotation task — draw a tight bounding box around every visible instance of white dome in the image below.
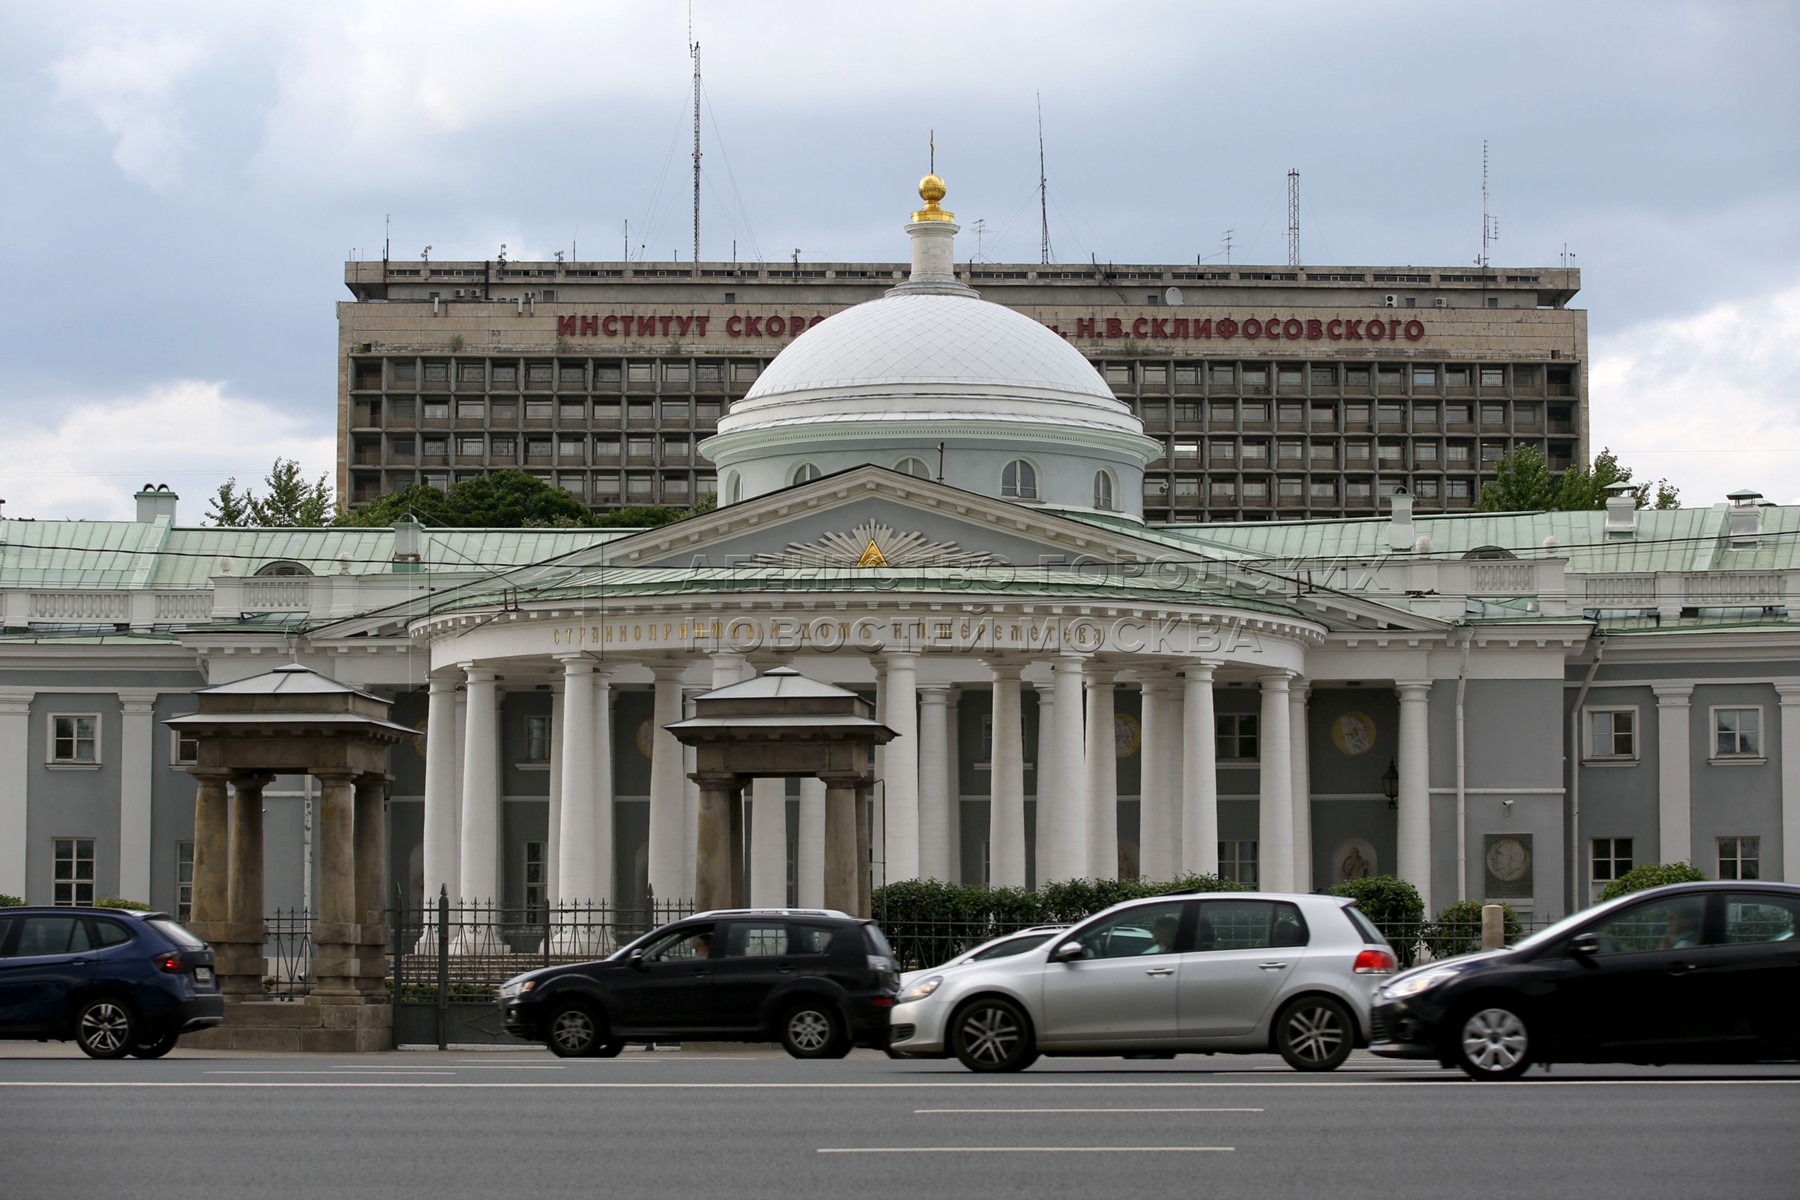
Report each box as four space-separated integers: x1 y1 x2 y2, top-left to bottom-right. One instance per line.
719 291 1143 439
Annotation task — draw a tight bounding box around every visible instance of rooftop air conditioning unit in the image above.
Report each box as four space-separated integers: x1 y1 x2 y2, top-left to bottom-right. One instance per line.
453 288 465 298
1384 294 1396 307
1434 297 1448 308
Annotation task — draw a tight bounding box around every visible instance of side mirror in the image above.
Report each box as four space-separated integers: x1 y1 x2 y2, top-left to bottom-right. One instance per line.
1053 941 1084 963
1569 932 1599 957
627 948 647 970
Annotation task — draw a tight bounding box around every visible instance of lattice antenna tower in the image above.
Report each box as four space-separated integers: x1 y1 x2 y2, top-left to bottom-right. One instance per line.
1480 139 1499 268
690 32 703 276
1037 94 1052 265
1288 169 1303 268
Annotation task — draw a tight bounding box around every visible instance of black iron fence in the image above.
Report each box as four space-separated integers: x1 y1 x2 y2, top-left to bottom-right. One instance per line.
260 907 316 1000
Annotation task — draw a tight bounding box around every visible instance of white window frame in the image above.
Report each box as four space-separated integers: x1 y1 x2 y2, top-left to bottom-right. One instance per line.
1718 835 1761 881
1590 836 1633 901
523 714 552 765
169 728 198 767
1583 706 1638 763
894 457 932 479
1709 705 1764 763
53 836 96 907
1093 470 1116 511
176 841 195 924
523 841 548 920
49 714 100 768
790 462 822 485
1000 459 1039 500
1215 713 1260 762
1218 839 1259 889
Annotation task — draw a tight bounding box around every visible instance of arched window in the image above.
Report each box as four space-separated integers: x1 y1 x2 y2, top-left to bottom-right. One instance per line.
254 561 313 577
724 472 741 504
1001 459 1039 500
1462 545 1517 560
894 457 932 479
1093 470 1116 511
790 462 822 485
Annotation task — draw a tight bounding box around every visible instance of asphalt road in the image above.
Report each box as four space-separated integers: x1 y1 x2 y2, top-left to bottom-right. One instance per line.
3 1044 1798 1200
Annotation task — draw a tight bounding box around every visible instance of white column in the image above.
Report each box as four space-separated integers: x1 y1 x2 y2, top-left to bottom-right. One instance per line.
1290 681 1313 893
945 689 963 882
1085 668 1119 878
590 670 616 906
421 674 459 906
118 692 157 903
797 777 826 906
681 687 704 901
988 664 1026 887
749 777 787 906
882 654 921 882
917 686 952 881
0 690 31 899
1167 686 1185 875
1777 684 1800 883
1049 654 1087 885
557 658 597 902
1396 680 1433 913
1137 675 1172 882
1654 684 1695 867
545 680 564 905
458 665 500 902
1033 685 1055 888
1183 665 1219 877
646 666 688 903
1257 673 1294 894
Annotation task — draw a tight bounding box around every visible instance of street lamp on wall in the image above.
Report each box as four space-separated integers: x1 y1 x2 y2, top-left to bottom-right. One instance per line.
1382 759 1399 810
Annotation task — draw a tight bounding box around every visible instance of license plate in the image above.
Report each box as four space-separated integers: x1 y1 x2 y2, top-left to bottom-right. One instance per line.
195 966 214 984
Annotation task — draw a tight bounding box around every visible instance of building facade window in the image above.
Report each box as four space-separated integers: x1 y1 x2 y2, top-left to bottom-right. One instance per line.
1584 708 1636 761
50 715 98 765
524 842 547 922
1712 707 1761 759
1216 713 1259 761
894 457 932 479
1219 840 1258 889
170 729 198 767
525 715 551 764
176 841 195 923
1000 460 1039 500
1093 471 1116 511
790 462 821 484
1591 837 1633 900
1718 836 1761 880
54 837 95 906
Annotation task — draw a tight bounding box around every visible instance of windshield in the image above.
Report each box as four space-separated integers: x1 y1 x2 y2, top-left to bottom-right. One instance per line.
1507 892 1640 953
147 918 205 948
969 932 1059 962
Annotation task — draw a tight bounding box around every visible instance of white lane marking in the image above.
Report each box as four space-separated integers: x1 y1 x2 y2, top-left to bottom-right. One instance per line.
338 1064 566 1070
206 1071 457 1076
915 1107 1264 1114
3 1078 1796 1090
819 1146 1235 1154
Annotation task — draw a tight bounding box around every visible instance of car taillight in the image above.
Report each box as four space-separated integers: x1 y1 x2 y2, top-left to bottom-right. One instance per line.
155 953 187 973
1353 948 1397 975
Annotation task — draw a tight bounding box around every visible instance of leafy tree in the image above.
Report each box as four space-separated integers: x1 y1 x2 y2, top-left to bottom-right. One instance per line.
0 894 22 907
590 504 699 529
1597 861 1708 902
1478 445 1680 513
335 483 456 528
1327 874 1424 926
206 459 336 526
1423 899 1521 959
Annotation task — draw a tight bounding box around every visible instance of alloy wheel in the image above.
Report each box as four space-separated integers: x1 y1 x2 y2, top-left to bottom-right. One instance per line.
1459 1006 1531 1079
1279 1000 1350 1070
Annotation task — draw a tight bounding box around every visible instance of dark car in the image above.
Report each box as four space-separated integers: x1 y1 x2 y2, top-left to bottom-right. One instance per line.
500 908 900 1059
1371 881 1800 1080
0 907 223 1059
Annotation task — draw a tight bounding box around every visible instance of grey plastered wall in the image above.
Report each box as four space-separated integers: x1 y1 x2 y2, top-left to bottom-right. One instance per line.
149 692 201 912
1568 682 1659 904
1688 681 1784 880
25 694 123 904
1306 686 1399 891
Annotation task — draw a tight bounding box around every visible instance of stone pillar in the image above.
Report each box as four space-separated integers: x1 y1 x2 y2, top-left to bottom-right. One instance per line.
590 670 616 910
420 674 459 910
1654 684 1695 867
188 769 231 941
1396 680 1433 913
822 775 860 914
917 686 952 881
1085 668 1119 878
1258 673 1295 894
1033 684 1055 888
1183 665 1219 876
750 777 787 906
557 657 598 903
1777 684 1800 883
0 690 30 900
219 772 272 998
312 770 359 996
681 687 705 901
881 654 921 883
797 777 826 907
646 666 688 903
1167 686 1186 872
945 689 962 882
1049 654 1087 885
545 680 564 906
353 773 388 995
988 663 1026 888
457 665 500 903
1137 674 1173 881
1290 680 1313 893
118 693 157 904
693 772 740 913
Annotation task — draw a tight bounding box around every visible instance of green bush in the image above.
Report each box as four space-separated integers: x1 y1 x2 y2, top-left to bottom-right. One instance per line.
0 894 23 907
1327 875 1424 926
95 897 152 911
1424 899 1521 960
1598 861 1708 902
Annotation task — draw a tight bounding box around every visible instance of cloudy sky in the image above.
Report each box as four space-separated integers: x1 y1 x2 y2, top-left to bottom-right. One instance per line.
2 0 1796 520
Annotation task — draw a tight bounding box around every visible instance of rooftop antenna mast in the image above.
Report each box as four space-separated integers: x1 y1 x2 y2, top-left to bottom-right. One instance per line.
1037 93 1051 265
1222 229 1235 265
1480 139 1498 269
1286 170 1301 267
690 19 702 277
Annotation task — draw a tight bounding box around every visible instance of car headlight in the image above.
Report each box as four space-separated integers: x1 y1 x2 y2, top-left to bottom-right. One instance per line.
898 975 943 1004
498 977 536 1000
1381 967 1460 1001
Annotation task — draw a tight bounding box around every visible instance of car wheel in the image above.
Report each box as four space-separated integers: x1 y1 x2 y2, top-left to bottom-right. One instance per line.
74 997 138 1060
546 1002 608 1058
1454 1004 1534 1081
594 1041 626 1058
781 1001 849 1059
130 1030 180 1060
951 998 1039 1073
1274 996 1354 1072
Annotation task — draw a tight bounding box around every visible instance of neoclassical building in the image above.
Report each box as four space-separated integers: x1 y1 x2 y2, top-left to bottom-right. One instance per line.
3 179 1796 926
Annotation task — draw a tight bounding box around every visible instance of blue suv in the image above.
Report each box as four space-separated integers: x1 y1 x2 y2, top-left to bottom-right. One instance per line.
0 907 224 1058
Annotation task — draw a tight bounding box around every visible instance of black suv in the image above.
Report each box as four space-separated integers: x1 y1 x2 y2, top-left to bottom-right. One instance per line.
500 908 900 1058
0 906 223 1058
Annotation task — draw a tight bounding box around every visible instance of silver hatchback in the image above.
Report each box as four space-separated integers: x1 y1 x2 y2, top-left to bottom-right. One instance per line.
889 891 1397 1072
